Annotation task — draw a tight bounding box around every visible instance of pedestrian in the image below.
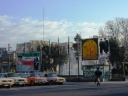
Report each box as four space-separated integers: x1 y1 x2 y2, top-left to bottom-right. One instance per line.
94 67 102 86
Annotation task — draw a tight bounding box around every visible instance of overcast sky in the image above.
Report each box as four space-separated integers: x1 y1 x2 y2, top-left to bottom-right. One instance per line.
0 0 128 50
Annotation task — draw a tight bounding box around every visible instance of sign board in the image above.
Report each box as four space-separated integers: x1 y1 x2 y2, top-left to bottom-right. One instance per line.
16 52 40 72
82 38 98 60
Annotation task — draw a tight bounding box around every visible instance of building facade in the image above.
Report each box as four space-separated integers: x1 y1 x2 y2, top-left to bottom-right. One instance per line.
0 47 16 72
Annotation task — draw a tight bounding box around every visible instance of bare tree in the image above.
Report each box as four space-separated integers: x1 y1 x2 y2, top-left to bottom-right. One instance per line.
105 18 128 46
98 27 107 36
100 17 128 75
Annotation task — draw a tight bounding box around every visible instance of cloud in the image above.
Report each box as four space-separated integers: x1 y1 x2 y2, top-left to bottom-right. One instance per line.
0 15 103 50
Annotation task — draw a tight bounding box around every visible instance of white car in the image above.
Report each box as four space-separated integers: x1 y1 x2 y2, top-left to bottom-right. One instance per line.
7 73 27 86
0 73 14 88
44 73 66 85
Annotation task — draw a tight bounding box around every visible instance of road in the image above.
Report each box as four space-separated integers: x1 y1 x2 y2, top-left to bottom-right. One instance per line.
0 81 128 96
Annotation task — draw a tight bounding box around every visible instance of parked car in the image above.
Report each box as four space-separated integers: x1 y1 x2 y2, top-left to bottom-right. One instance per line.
0 73 14 88
21 73 48 86
7 73 27 86
44 73 66 85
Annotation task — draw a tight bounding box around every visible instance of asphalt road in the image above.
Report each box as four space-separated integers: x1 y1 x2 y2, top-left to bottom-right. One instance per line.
0 81 128 96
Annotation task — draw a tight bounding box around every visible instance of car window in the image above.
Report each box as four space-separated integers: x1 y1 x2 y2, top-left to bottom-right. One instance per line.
48 73 57 77
0 73 7 78
7 73 19 77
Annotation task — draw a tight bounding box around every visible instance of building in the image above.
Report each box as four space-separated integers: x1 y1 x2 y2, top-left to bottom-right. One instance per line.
0 47 16 72
16 40 49 53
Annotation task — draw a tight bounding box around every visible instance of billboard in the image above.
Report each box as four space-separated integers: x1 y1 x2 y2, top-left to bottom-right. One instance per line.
16 52 40 72
82 38 98 60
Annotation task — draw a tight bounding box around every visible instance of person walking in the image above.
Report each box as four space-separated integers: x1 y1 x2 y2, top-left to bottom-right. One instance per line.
95 67 102 86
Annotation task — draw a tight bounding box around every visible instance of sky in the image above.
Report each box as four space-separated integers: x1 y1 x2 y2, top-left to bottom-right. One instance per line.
0 0 128 50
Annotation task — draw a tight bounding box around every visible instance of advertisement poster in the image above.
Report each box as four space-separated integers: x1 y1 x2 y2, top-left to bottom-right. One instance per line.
82 38 98 60
16 52 40 72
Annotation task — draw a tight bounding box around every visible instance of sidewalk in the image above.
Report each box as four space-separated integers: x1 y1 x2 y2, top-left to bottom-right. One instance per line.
64 80 128 85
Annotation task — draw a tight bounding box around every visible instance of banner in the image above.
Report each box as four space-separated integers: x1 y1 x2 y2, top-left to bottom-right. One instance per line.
16 52 40 72
82 38 98 60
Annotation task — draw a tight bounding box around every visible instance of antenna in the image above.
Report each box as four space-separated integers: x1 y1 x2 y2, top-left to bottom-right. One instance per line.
43 7 45 41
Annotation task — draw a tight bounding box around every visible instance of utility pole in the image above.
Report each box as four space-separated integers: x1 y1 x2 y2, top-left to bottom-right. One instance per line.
9 51 10 72
8 44 11 72
43 7 45 41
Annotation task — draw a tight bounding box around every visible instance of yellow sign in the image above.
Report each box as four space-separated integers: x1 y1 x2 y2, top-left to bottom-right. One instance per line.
82 39 98 60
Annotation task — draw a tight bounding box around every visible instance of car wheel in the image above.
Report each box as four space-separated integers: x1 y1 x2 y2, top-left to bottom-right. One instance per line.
7 85 11 89
21 84 25 87
49 81 55 85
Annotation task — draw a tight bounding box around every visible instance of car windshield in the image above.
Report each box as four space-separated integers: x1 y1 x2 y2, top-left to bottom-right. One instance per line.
0 74 4 78
0 73 7 78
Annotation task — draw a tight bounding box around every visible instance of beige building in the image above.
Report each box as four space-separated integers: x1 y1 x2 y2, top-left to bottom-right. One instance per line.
16 40 49 53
